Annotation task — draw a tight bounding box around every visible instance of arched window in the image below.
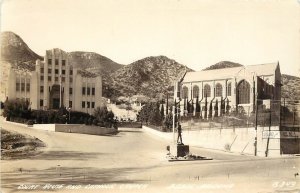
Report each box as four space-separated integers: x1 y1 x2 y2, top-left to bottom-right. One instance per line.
216 83 222 97
204 84 211 97
182 86 188 99
227 82 232 96
237 80 250 104
193 85 199 98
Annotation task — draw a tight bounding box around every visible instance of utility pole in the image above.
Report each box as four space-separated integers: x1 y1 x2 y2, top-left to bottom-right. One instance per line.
265 108 272 157
254 93 258 156
59 73 62 108
172 105 175 144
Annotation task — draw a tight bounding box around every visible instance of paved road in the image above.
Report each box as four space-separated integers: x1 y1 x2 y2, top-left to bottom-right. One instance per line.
1 119 299 193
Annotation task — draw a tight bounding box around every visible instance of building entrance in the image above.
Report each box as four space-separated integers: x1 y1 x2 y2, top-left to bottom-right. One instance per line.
49 84 62 109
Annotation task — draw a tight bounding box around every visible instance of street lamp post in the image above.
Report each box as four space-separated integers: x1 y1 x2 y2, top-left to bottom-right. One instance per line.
68 107 71 124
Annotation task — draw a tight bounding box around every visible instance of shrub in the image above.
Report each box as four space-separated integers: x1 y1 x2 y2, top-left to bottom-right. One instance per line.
27 120 34 126
93 106 115 128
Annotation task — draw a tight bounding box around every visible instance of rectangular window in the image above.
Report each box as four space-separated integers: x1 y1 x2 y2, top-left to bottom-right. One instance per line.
69 77 73 82
41 67 44 73
55 77 58 81
70 70 73 75
69 87 73 95
16 83 20 91
48 59 52 65
21 83 25 92
55 69 59 74
92 88 95 95
48 76 51 81
26 83 30 92
62 70 65 75
82 87 86 95
62 60 66 66
62 77 65 82
69 101 72 108
82 101 85 108
40 86 44 93
87 102 90 108
92 102 95 108
87 87 90 95
48 69 52 73
40 99 43 107
40 76 44 81
55 59 59 65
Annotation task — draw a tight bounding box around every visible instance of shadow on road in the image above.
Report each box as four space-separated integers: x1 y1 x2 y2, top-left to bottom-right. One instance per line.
118 130 142 133
29 151 109 161
1 166 147 192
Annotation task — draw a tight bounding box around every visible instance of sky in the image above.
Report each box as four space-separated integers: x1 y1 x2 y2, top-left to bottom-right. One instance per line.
1 0 300 76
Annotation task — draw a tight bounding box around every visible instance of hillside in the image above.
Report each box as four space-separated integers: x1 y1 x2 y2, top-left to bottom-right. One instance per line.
109 56 193 98
68 51 123 75
1 31 299 101
1 31 43 70
281 74 300 101
203 61 242 71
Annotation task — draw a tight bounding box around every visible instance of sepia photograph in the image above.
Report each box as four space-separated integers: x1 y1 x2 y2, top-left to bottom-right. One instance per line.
0 0 299 192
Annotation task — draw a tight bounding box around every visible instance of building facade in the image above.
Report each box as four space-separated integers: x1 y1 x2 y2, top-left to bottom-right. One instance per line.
174 63 281 117
6 48 102 114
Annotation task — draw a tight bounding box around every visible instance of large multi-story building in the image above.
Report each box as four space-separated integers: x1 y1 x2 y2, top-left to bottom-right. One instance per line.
174 62 281 116
6 48 102 114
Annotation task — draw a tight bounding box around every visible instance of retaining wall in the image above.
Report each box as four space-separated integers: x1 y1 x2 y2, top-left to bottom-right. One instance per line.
33 124 56 131
142 125 281 157
33 124 117 135
55 124 117 135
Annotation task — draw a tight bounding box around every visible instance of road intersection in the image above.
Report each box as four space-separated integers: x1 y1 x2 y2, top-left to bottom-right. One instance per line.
1 120 299 193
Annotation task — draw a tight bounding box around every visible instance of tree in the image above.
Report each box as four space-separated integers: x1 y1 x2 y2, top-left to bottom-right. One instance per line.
93 106 115 127
3 99 31 121
191 99 194 116
204 96 208 119
226 98 231 115
166 94 169 115
183 98 187 116
208 101 213 119
149 102 162 126
214 99 219 117
160 103 165 121
163 112 173 131
195 96 201 118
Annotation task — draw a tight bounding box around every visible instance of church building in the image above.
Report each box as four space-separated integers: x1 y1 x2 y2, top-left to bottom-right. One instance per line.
174 62 281 117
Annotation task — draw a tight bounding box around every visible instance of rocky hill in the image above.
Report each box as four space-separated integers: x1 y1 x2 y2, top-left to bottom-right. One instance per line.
68 51 123 75
281 74 300 101
203 61 242 71
109 56 193 98
1 31 43 71
1 31 299 101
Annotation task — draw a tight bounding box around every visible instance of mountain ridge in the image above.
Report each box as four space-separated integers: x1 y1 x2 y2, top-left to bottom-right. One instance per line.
108 55 193 98
1 31 299 101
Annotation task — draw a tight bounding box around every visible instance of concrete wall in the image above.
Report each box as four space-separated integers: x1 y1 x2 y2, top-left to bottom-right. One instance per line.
33 124 56 131
143 125 281 157
55 124 117 135
33 124 117 135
